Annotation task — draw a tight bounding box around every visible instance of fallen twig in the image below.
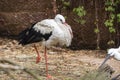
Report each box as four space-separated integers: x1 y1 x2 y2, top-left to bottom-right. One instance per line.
24 68 41 80
0 64 23 70
0 58 42 80
0 68 16 80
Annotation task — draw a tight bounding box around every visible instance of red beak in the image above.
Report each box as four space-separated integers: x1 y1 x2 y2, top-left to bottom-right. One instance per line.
63 22 68 26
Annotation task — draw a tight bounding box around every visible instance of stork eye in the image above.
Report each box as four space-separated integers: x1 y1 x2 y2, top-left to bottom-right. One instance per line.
60 19 62 22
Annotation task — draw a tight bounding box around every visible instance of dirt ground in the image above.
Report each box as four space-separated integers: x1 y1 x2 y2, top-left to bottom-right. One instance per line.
0 38 120 80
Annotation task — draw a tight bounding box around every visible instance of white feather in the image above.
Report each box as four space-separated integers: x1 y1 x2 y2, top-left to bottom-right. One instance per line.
32 14 73 48
108 47 120 60
33 19 55 34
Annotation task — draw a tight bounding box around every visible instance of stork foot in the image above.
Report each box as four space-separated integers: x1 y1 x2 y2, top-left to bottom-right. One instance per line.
46 74 53 80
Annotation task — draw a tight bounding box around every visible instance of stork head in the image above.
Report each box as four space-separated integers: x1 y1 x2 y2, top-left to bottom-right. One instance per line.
55 14 66 24
107 48 115 56
118 46 120 50
99 48 115 68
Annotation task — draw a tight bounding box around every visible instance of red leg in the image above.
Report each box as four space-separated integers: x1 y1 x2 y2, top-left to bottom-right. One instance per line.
44 46 52 79
33 44 41 63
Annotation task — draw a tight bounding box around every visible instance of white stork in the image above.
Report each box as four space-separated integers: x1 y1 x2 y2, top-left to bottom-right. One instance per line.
18 14 73 79
99 46 120 68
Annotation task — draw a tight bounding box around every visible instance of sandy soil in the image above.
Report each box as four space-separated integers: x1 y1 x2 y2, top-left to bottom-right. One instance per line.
0 38 120 80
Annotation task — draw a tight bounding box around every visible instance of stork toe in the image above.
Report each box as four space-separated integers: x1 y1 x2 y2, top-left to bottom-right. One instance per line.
46 74 53 80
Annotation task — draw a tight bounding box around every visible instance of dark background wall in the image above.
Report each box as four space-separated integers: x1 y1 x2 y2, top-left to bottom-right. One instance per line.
0 0 54 35
0 0 119 50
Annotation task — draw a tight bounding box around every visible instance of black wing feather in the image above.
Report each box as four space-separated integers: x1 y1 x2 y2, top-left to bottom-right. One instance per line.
18 23 52 45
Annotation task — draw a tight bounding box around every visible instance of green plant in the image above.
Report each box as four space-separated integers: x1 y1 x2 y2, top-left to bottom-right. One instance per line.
104 1 115 32
62 0 70 7
104 0 120 46
73 6 86 25
94 28 100 34
61 0 70 10
117 13 120 22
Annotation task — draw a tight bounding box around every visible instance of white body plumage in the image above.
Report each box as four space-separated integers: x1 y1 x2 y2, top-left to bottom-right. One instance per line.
34 19 72 48
107 47 120 60
100 46 120 68
19 14 73 48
